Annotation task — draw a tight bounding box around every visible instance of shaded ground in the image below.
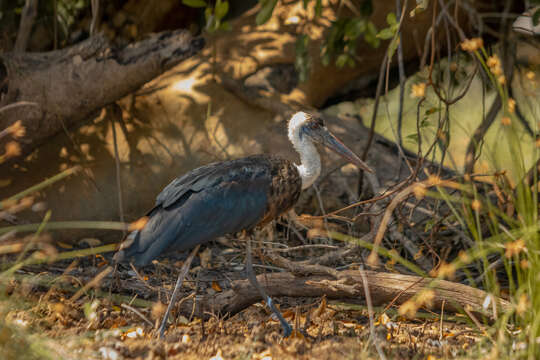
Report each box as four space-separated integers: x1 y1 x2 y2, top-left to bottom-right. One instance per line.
1 238 485 360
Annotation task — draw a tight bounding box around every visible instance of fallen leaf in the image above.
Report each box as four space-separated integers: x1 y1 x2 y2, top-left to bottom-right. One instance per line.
211 281 222 292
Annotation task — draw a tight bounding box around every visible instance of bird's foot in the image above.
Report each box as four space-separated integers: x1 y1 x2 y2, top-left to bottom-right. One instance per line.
266 296 292 337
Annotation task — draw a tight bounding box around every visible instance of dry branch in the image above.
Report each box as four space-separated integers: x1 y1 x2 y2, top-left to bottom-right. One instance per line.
14 0 39 53
179 270 509 320
0 30 204 160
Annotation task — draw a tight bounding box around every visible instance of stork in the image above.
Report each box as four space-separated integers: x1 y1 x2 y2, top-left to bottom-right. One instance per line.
113 111 373 337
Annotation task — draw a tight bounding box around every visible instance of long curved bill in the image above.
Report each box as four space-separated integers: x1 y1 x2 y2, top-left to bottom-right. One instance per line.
317 127 374 173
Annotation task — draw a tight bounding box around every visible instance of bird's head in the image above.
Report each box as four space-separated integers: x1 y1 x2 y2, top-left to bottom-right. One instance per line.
288 111 373 173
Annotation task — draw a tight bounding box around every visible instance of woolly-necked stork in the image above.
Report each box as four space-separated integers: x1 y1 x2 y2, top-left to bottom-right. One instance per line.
114 111 373 337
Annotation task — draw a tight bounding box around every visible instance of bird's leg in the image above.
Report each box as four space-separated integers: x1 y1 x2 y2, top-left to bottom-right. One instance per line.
245 235 292 337
158 244 201 339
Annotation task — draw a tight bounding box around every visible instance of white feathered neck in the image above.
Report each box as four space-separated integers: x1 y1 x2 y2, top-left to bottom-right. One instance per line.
288 112 321 189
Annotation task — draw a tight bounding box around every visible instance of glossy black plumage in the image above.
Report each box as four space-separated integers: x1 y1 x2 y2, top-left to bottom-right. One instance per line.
114 155 301 266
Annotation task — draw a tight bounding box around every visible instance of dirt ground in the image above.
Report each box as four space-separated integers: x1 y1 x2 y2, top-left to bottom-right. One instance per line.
1 239 485 360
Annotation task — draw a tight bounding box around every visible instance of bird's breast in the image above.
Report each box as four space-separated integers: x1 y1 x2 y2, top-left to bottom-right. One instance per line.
260 158 302 225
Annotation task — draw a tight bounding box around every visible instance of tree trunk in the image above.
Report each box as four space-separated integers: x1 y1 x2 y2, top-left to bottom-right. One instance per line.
0 30 204 161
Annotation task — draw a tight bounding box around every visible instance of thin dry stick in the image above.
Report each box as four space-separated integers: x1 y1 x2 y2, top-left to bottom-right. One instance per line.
439 299 445 341
269 244 339 252
90 0 100 36
14 0 38 52
53 0 58 49
158 244 201 338
0 101 38 115
395 0 408 150
70 266 113 302
463 306 495 344
121 303 154 327
383 276 425 313
111 109 126 232
42 259 79 303
129 262 160 292
359 267 387 360
368 184 416 266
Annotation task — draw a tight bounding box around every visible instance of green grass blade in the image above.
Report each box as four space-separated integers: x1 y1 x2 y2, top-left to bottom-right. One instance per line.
0 166 81 210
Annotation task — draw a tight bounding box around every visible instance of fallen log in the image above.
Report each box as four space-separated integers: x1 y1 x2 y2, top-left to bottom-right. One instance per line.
0 30 204 161
12 266 509 322
179 270 509 320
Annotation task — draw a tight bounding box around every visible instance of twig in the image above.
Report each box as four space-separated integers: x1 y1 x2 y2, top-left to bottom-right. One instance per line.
266 251 340 278
158 244 200 338
129 262 160 292
14 0 38 53
464 96 502 175
70 266 113 302
395 0 408 150
268 244 339 252
463 306 495 344
368 184 416 267
110 104 126 232
360 267 387 360
439 299 445 341
90 0 101 36
121 303 154 327
53 0 58 49
0 101 39 115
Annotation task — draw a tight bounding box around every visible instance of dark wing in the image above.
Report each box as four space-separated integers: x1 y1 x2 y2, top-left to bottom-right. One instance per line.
155 161 222 209
114 156 271 266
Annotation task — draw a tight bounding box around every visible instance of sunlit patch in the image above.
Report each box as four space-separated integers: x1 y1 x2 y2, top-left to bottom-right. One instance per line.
209 349 224 360
411 82 426 98
129 216 149 231
124 327 144 339
99 347 119 360
171 77 196 93
460 37 483 52
13 318 29 328
285 16 300 24
7 120 26 138
4 141 21 158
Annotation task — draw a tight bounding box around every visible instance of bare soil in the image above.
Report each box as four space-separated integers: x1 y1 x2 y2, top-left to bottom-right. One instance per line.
1 241 484 360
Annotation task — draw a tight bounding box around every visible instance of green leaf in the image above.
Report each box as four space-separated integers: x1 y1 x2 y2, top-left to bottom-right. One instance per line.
386 12 397 26
533 8 540 26
182 0 207 8
336 54 349 68
345 18 366 39
205 7 213 21
406 133 419 144
425 107 441 115
387 36 399 58
364 31 380 48
256 0 278 25
366 21 378 36
215 0 229 20
377 27 395 40
420 117 431 128
303 0 310 9
410 0 429 17
219 21 232 31
321 53 331 66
